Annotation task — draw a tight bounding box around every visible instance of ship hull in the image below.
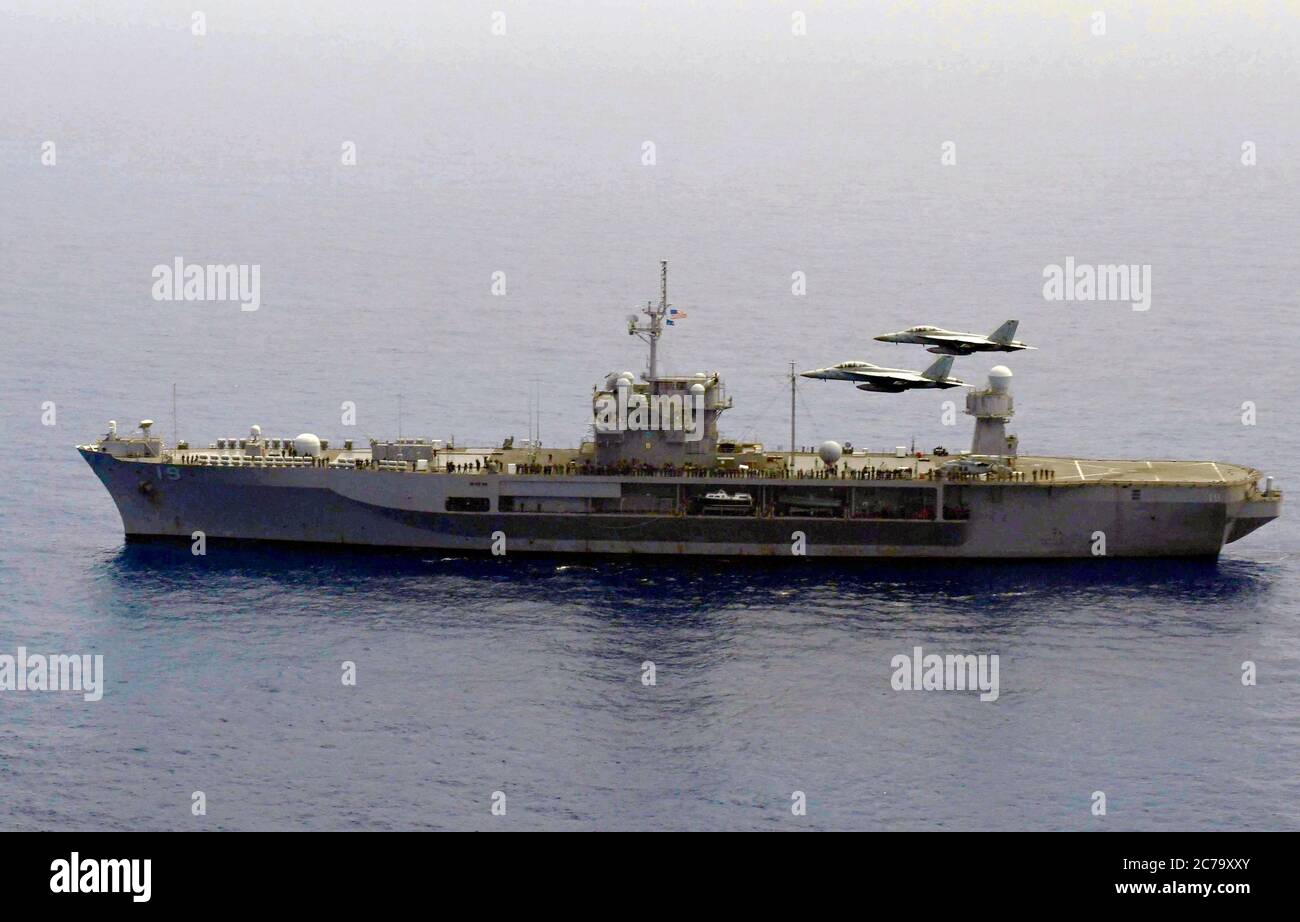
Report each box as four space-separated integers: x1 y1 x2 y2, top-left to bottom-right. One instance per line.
80 450 1279 559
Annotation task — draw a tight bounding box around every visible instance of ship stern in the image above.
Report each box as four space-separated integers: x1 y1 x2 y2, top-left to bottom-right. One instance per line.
1224 489 1282 545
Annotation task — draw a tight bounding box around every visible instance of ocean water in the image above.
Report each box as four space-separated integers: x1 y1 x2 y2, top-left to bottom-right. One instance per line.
1 5 1298 830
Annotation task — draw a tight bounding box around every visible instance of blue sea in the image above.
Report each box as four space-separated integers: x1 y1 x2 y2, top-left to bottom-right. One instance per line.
1 5 1298 830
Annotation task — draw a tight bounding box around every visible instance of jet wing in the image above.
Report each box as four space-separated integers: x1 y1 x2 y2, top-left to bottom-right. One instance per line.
918 332 990 345
858 371 921 386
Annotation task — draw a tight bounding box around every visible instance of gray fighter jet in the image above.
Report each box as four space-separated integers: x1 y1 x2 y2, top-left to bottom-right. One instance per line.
874 320 1035 355
800 356 966 392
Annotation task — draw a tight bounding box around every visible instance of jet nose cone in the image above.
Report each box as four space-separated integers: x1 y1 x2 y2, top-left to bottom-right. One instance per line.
873 335 890 342
799 370 819 378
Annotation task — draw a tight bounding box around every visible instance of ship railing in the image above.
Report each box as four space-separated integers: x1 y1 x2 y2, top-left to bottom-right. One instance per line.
163 454 1025 484
173 453 320 468
456 464 948 482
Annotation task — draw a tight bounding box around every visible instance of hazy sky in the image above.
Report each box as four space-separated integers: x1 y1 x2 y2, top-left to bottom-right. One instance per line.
5 1 1296 177
5 1 1299 69
3 1 1297 449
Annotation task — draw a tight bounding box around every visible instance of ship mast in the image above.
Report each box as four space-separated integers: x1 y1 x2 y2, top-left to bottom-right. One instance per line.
629 259 670 382
789 362 796 470
657 258 667 381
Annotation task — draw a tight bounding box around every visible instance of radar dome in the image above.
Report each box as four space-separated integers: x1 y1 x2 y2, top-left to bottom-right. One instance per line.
249 424 261 439
689 382 705 395
293 433 322 457
818 440 843 464
988 366 1013 393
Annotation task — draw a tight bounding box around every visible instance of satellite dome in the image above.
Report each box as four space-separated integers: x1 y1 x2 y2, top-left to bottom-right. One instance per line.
249 424 262 439
988 365 1013 393
818 440 843 464
139 419 154 431
293 433 322 457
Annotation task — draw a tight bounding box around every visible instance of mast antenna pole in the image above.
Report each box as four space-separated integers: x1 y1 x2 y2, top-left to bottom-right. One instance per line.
630 261 669 384
172 382 178 446
651 258 667 382
789 362 796 471
397 393 403 440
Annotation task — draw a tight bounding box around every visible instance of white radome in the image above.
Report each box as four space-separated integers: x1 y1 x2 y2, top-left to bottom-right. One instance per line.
250 424 262 439
988 365 1013 393
818 440 843 464
293 433 322 457
689 382 705 395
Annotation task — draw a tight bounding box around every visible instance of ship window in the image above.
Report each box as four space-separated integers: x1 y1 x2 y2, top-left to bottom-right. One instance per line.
1130 489 1142 500
446 497 490 512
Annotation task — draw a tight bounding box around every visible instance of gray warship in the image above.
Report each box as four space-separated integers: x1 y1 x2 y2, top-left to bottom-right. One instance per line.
80 264 1280 558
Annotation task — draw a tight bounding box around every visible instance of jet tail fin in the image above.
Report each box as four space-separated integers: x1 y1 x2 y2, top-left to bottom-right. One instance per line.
921 355 955 381
989 320 1019 344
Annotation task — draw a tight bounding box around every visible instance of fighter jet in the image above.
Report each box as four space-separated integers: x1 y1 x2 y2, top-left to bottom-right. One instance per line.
800 356 966 393
873 320 1035 355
